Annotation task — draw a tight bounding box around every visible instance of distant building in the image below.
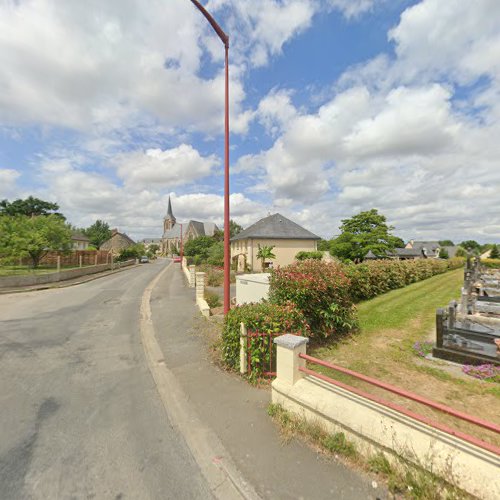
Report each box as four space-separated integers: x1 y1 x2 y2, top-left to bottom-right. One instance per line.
71 232 90 250
100 229 135 255
160 197 218 255
230 213 320 272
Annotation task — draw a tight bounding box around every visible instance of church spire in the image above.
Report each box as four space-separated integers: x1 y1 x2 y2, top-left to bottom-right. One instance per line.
164 196 176 232
166 196 175 220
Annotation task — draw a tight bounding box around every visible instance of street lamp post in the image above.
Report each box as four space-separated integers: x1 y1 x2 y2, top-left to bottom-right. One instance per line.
189 0 230 314
179 222 183 263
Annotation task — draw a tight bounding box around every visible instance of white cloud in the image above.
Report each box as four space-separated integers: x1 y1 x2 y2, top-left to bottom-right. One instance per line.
256 89 297 136
208 0 316 67
327 0 380 19
113 145 218 191
0 0 249 135
0 168 20 199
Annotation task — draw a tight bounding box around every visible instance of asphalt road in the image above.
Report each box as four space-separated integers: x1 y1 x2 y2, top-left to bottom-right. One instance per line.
0 259 212 500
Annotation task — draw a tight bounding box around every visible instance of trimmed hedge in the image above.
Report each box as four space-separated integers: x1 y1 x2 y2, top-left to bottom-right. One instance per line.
222 302 309 372
269 259 358 340
481 258 500 269
345 257 464 302
295 251 323 261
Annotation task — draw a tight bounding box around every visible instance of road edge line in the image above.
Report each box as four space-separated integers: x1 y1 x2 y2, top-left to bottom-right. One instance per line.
140 262 261 500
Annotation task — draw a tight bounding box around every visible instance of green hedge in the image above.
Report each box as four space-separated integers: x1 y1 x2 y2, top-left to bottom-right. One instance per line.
295 251 323 261
481 258 500 269
345 257 464 302
222 302 309 373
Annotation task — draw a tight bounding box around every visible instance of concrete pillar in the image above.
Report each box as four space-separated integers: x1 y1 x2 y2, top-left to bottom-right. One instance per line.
111 254 114 270
95 254 98 266
189 265 196 288
79 255 83 268
274 334 309 386
195 272 205 301
56 255 61 273
239 323 247 374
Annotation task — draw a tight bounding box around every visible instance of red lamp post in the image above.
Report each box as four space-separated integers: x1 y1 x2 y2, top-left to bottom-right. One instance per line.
179 222 183 263
189 0 230 314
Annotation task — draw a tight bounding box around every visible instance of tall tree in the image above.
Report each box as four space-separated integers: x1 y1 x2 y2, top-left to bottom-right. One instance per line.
489 244 500 259
460 240 481 254
84 220 112 248
256 244 276 272
330 209 403 262
0 215 72 268
439 240 454 247
0 196 64 218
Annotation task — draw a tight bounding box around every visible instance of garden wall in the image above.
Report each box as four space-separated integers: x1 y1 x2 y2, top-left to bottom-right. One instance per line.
0 259 135 289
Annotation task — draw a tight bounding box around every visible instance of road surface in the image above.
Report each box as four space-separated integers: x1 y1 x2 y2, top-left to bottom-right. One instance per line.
0 259 212 499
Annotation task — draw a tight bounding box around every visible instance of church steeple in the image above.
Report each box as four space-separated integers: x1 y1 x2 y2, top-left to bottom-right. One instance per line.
164 196 176 232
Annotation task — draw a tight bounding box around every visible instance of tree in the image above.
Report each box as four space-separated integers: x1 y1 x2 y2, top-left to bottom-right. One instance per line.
84 220 112 248
0 196 64 218
183 236 215 260
149 243 160 255
213 219 243 242
207 241 224 266
455 247 467 258
317 239 330 251
489 244 500 259
256 244 276 272
439 248 449 259
329 209 403 262
117 243 146 262
460 240 481 254
0 215 72 268
439 240 454 247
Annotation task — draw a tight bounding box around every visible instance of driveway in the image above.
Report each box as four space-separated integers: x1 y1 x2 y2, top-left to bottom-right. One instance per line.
0 259 212 499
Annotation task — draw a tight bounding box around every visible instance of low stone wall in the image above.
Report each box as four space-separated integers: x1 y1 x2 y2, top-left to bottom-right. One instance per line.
0 260 135 289
195 271 210 317
272 335 500 500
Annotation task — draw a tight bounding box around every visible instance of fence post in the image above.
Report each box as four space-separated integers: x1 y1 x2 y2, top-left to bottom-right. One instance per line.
95 254 98 266
57 255 61 273
79 255 83 268
189 265 196 288
273 334 309 386
111 254 114 270
240 323 248 374
195 272 205 301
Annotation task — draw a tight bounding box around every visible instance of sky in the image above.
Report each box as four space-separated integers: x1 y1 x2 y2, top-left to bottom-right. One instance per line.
0 0 499 243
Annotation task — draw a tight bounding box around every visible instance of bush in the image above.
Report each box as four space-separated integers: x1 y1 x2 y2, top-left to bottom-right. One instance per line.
295 251 323 261
221 302 310 372
269 260 357 341
116 243 145 262
204 290 221 309
207 241 224 266
481 258 500 269
345 258 464 302
183 236 216 261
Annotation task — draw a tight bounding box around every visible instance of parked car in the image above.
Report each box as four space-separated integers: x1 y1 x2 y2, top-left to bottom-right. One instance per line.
172 255 182 263
140 255 149 263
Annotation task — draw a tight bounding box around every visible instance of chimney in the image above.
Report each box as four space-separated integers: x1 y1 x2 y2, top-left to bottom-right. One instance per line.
111 228 118 236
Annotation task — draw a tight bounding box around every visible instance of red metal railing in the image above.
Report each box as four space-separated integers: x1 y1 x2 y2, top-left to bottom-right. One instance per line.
299 353 500 456
246 331 281 377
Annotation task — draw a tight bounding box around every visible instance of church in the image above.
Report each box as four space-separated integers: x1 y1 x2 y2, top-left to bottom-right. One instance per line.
161 197 218 255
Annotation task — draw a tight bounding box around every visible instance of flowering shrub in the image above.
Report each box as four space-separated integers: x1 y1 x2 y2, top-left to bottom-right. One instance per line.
412 341 434 358
269 259 358 340
462 364 500 382
221 302 309 373
345 257 464 302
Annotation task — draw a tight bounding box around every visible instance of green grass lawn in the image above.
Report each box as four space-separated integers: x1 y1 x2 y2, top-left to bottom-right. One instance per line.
311 268 500 445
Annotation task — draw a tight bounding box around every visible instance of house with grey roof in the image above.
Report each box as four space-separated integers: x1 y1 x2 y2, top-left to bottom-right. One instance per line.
231 213 320 272
100 229 135 255
160 197 218 255
71 232 90 250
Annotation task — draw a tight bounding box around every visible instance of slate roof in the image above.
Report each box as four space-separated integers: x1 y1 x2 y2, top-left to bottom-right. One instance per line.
162 223 187 239
142 238 162 244
189 220 217 237
231 213 320 242
71 232 90 242
394 248 424 257
442 245 461 258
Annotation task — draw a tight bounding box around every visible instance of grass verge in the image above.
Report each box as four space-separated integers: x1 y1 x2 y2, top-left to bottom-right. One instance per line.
311 268 500 445
268 403 470 499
